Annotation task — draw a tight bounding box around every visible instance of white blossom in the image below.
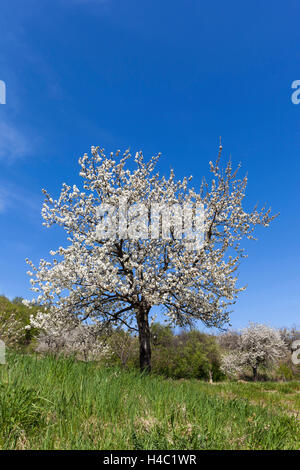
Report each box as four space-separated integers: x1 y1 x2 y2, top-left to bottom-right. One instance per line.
221 323 287 380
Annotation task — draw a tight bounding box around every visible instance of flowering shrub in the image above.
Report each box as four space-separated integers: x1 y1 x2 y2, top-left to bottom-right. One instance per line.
0 296 39 349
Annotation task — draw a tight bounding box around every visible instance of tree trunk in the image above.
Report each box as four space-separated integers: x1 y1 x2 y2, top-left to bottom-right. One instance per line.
137 305 151 373
252 365 258 381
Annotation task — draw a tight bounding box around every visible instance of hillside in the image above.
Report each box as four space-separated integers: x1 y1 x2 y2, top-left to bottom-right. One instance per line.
0 352 299 450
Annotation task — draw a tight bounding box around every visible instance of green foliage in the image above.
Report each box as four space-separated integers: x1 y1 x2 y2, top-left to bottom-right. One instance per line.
151 323 174 347
272 361 300 382
103 323 225 381
275 363 294 381
151 325 225 381
105 329 139 368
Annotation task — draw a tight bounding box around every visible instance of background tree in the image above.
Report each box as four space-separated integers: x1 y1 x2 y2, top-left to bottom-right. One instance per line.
149 323 224 380
217 329 240 351
106 328 138 368
171 330 223 381
279 327 300 353
35 323 111 361
221 323 288 381
0 296 39 349
26 145 275 372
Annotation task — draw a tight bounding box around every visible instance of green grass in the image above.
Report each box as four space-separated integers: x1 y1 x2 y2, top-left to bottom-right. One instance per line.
0 352 299 450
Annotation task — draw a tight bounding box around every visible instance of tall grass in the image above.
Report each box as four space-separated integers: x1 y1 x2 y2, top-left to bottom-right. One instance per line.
0 352 299 450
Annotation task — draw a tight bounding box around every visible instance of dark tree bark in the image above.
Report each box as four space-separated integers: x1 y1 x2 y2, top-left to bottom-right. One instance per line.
137 304 151 373
252 365 258 381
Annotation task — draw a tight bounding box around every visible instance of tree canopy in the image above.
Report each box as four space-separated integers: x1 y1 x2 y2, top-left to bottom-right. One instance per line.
25 145 276 371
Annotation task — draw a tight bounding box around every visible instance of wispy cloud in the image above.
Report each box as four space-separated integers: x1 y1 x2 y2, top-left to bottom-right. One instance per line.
0 181 42 220
0 120 31 162
0 192 7 213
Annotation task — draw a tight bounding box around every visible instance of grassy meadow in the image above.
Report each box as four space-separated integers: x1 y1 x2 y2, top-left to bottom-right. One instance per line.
0 352 299 450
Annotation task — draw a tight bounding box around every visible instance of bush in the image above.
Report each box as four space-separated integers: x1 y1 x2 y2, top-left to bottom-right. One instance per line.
105 329 139 368
95 323 225 381
151 325 224 381
275 363 294 381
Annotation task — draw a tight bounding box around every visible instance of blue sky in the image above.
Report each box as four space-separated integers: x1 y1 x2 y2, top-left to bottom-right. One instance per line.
0 0 299 330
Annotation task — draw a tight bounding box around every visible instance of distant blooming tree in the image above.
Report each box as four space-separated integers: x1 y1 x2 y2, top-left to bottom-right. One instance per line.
0 310 23 347
279 327 300 353
25 145 275 372
35 323 111 361
221 323 288 380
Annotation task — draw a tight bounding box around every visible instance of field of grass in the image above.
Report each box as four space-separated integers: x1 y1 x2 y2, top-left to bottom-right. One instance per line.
0 352 299 450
